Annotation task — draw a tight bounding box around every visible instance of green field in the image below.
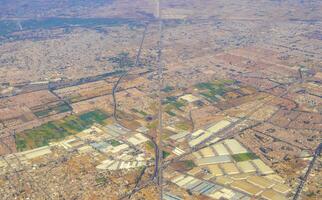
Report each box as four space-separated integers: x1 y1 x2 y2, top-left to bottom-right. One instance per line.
162 86 174 93
196 81 229 102
162 96 177 104
107 139 122 147
164 98 179 116
232 153 258 162
184 160 196 168
175 122 190 131
147 120 158 130
162 151 171 159
95 176 108 185
166 110 176 116
16 110 109 151
34 102 71 118
163 96 185 111
131 108 148 116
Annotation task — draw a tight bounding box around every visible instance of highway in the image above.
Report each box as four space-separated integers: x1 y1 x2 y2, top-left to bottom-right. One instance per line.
107 23 163 200
120 133 159 200
189 110 195 132
2 2 318 200
120 1 164 199
293 143 322 200
112 24 148 122
156 0 164 199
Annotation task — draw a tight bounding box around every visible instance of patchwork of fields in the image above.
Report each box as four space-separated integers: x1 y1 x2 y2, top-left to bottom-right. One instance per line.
16 110 109 151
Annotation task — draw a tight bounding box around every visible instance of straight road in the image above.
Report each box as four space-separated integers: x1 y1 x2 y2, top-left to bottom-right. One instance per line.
293 143 322 200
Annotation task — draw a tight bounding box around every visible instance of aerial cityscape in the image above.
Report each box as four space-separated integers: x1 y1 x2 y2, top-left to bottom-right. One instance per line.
0 0 321 200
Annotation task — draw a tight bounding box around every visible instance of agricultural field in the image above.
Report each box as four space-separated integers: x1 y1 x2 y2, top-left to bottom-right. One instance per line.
131 108 148 117
15 110 109 151
175 122 191 131
162 151 171 159
107 139 122 147
163 96 186 116
195 80 235 102
232 152 259 162
32 102 71 118
0 0 321 199
162 86 175 93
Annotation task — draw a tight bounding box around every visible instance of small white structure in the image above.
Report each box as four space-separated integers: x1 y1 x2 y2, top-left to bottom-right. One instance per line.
179 94 200 103
128 133 148 145
195 155 231 166
111 144 129 153
96 159 146 170
18 146 52 159
252 159 274 175
212 143 230 156
207 120 231 134
224 139 248 154
172 147 185 156
189 130 212 147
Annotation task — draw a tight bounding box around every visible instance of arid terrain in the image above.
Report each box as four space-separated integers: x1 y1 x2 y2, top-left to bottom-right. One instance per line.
0 1 321 200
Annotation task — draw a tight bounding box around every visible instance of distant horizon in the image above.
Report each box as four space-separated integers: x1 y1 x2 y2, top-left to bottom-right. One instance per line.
0 1 321 200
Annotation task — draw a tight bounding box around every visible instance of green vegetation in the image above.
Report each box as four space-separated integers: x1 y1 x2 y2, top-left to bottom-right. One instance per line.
79 110 108 124
108 52 134 69
68 94 82 103
34 102 71 118
107 139 121 147
131 108 147 116
166 110 176 116
16 138 27 150
57 104 71 112
163 96 177 104
16 110 109 151
147 120 158 130
163 96 185 116
172 101 185 110
175 122 190 131
34 110 51 118
200 92 219 102
146 141 154 148
306 191 316 197
162 151 170 159
95 176 108 185
220 79 236 85
232 153 258 162
163 96 185 110
145 141 155 152
162 86 174 93
184 160 196 168
195 81 229 102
